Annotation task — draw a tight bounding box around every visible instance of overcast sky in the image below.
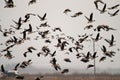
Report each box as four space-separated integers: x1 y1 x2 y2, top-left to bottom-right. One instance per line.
0 0 120 74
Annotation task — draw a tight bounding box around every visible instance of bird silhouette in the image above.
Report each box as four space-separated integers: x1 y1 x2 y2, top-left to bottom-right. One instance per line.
104 34 115 47
12 17 22 30
87 64 94 69
63 9 71 14
37 13 47 21
28 0 36 5
71 12 83 17
24 13 36 22
99 56 106 62
85 13 95 23
108 4 120 10
84 25 93 30
108 9 119 16
61 69 69 74
4 50 14 59
64 58 71 62
98 3 107 13
4 0 15 8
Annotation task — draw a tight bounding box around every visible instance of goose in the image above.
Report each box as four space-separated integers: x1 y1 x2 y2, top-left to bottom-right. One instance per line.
99 56 106 62
64 58 71 62
104 34 115 47
37 13 47 21
4 50 14 59
71 12 83 17
87 64 94 69
98 3 107 13
63 9 71 14
28 0 36 5
91 33 102 41
85 13 95 23
20 59 32 68
4 0 15 8
61 69 69 74
53 27 62 32
108 4 120 10
12 17 22 30
50 51 56 57
24 13 36 22
84 25 93 30
108 9 119 17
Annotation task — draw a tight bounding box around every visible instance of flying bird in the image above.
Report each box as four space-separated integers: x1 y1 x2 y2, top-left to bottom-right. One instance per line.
87 64 94 69
12 17 22 30
63 9 71 14
98 3 107 13
99 56 106 62
85 13 95 23
104 34 115 47
108 4 120 10
61 69 69 74
64 58 71 62
71 12 83 17
108 9 119 17
4 0 15 8
28 0 36 5
37 13 47 21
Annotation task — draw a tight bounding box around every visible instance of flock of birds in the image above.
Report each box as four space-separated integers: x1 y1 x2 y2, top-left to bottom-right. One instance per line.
0 0 120 80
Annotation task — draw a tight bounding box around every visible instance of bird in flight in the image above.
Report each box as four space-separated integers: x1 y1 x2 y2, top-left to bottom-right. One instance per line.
28 0 36 6
108 9 119 17
63 9 71 14
71 12 83 17
85 13 95 23
4 0 16 8
108 4 120 10
37 13 47 21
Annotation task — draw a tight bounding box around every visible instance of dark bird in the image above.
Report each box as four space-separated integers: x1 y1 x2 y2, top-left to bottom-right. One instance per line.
91 52 97 59
85 13 95 23
53 27 62 32
92 33 102 41
12 17 22 30
71 12 83 17
108 9 119 16
24 13 36 22
104 34 115 47
79 35 88 43
99 56 106 62
61 69 69 74
63 9 71 14
4 0 15 8
98 3 107 13
20 59 32 68
87 64 94 69
37 52 43 57
64 58 71 62
52 63 61 71
4 50 14 59
108 4 120 10
22 30 27 40
28 0 36 5
37 13 47 21
39 22 50 27
50 51 56 57
94 0 104 9
84 25 93 30
27 46 36 53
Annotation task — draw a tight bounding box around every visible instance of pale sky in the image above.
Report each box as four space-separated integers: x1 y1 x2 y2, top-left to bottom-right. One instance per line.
0 0 120 74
